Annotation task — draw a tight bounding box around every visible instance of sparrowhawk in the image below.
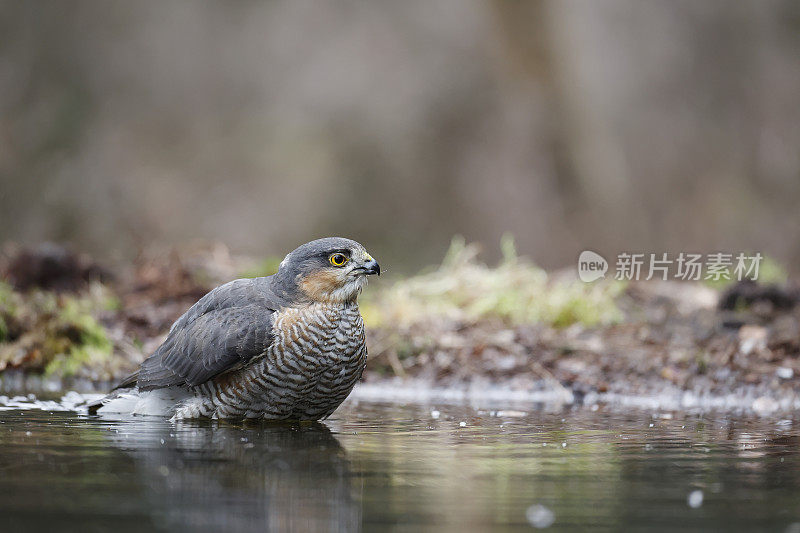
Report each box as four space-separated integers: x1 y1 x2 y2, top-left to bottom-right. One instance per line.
89 237 380 420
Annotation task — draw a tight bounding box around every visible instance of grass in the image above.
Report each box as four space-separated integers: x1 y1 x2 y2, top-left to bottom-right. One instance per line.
0 281 114 377
43 294 114 377
361 236 625 330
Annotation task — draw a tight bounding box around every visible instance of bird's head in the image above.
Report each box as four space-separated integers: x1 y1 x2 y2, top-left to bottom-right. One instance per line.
275 237 380 304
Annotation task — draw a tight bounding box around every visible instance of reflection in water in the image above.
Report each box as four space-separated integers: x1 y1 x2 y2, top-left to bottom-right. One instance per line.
2 402 800 531
105 418 360 532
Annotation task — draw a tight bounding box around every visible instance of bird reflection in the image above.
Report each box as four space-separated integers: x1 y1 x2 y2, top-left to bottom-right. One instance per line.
102 417 360 532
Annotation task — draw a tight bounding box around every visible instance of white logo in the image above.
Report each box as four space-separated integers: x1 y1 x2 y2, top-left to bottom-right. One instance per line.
578 250 608 282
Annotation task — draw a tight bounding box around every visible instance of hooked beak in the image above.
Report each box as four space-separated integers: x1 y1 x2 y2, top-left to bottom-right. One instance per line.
362 258 381 276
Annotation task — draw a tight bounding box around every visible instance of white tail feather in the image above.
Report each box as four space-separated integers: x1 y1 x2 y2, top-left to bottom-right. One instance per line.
97 388 191 416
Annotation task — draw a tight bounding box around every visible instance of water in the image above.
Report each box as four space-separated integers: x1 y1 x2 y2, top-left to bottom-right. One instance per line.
1 399 800 532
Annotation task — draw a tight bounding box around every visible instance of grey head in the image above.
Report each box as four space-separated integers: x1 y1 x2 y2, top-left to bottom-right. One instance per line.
270 237 380 304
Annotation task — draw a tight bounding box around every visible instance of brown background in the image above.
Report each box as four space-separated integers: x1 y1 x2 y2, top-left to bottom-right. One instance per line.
1 1 799 273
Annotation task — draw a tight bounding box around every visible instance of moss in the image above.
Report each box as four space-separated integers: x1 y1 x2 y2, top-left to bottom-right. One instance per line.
42 294 113 377
45 344 111 377
0 281 114 377
362 236 624 329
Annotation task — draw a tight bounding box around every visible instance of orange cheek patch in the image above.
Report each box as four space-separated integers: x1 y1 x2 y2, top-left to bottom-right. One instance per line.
298 270 344 302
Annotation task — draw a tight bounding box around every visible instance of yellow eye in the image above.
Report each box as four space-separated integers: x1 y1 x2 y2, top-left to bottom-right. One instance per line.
329 253 348 267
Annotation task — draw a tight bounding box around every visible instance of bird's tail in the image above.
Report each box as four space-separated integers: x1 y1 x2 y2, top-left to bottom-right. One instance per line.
87 371 139 414
87 398 103 415
87 386 191 416
87 388 137 415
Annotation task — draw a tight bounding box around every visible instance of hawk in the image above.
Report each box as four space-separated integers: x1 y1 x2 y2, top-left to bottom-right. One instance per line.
89 237 380 420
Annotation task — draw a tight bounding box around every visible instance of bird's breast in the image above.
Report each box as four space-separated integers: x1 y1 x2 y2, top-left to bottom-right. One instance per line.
271 302 365 381
197 301 366 419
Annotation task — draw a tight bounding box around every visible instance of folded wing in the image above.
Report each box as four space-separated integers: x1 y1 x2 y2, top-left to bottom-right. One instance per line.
130 277 280 391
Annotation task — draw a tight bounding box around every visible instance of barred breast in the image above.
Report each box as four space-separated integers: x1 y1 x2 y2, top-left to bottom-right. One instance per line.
175 302 366 420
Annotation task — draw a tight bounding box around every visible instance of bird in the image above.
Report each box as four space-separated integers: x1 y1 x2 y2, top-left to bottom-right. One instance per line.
88 237 380 420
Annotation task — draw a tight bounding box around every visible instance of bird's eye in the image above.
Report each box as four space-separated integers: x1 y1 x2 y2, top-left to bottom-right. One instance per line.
329 253 348 267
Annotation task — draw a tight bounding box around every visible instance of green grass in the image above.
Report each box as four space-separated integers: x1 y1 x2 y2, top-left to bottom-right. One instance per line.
44 295 113 377
361 236 625 329
0 281 114 377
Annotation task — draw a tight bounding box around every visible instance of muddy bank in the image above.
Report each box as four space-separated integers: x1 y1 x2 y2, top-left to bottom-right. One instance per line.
1 242 798 414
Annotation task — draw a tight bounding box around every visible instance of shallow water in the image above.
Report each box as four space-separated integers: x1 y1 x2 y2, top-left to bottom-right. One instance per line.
1 399 800 532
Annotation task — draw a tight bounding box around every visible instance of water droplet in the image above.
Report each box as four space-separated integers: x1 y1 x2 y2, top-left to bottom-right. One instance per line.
526 504 555 528
687 490 703 508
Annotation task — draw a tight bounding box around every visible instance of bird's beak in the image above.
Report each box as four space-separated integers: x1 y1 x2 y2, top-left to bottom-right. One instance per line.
363 258 381 276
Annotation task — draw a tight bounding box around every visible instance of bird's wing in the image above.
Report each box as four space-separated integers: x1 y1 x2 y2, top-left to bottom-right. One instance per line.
132 277 280 391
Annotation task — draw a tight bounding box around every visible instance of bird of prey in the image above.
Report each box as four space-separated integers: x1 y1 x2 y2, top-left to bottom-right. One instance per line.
89 237 380 420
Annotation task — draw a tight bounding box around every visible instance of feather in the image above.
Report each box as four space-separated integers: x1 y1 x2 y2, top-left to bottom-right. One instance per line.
120 276 286 391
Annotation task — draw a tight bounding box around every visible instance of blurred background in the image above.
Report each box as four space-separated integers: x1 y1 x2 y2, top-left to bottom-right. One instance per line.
1 0 799 273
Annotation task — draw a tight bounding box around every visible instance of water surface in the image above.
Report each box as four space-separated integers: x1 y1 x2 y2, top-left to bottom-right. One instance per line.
1 399 799 532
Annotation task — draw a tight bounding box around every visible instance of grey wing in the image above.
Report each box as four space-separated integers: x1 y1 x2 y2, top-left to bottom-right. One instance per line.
134 278 279 391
